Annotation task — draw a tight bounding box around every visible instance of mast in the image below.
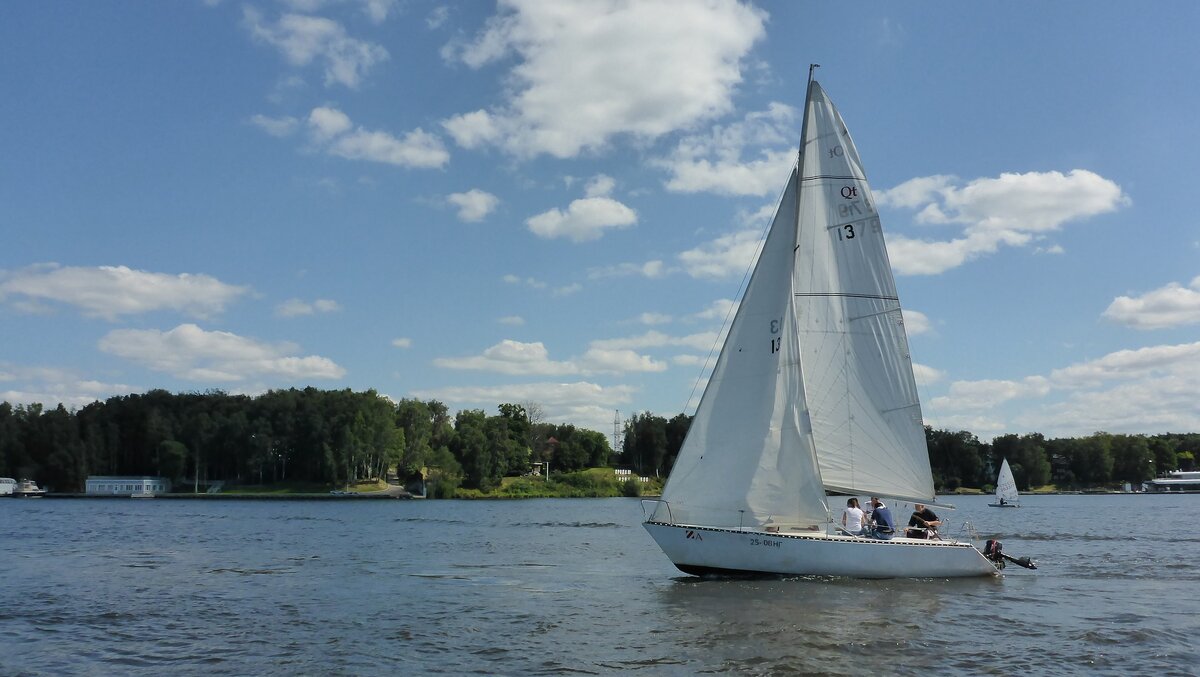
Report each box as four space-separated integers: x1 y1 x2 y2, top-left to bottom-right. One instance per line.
793 64 828 521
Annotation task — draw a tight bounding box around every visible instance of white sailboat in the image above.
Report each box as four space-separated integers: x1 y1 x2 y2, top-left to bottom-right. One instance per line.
643 68 999 579
989 458 1020 507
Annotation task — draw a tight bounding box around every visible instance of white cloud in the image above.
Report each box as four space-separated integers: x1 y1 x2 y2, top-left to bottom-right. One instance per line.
0 264 248 320
426 6 450 29
276 298 340 317
657 102 797 196
440 0 767 158
929 377 1052 412
911 362 944 387
636 312 672 326
409 380 637 435
879 170 1129 275
590 330 718 353
1049 341 1200 388
579 348 668 374
448 189 500 222
441 110 499 149
1102 276 1200 330
903 309 932 336
0 364 136 410
677 228 761 279
392 337 412 348
250 114 301 137
98 324 345 381
693 298 738 321
244 9 389 88
584 174 615 198
587 260 665 279
527 196 637 242
925 341 1200 438
498 315 525 326
433 338 667 377
306 106 449 168
434 340 579 376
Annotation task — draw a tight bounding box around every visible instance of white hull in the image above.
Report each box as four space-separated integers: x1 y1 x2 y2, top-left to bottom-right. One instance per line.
644 522 998 579
988 503 1019 508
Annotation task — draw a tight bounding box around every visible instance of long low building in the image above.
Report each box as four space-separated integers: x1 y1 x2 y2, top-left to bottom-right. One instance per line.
85 476 172 496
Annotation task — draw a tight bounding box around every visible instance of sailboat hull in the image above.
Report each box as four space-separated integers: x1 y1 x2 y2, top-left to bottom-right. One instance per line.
988 503 1020 508
644 522 998 579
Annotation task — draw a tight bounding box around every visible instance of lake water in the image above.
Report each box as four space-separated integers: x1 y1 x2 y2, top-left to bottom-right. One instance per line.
2 494 1198 676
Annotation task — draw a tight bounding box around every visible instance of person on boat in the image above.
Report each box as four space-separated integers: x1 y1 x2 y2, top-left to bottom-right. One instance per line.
998 497 1007 506
841 498 866 536
906 503 941 539
866 497 895 539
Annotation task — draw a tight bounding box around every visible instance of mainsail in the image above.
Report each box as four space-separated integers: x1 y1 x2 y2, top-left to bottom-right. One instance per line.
793 82 934 503
995 458 1019 504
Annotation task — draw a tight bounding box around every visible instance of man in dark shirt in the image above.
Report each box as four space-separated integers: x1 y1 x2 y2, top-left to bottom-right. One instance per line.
906 503 941 539
867 497 895 539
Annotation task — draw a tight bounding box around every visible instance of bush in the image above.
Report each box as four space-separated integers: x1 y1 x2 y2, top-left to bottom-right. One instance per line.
621 478 642 497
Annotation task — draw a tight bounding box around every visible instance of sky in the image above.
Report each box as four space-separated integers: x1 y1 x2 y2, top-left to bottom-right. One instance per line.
2 1 1199 444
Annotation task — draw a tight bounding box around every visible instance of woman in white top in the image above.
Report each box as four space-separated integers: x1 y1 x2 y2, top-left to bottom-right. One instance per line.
841 497 866 536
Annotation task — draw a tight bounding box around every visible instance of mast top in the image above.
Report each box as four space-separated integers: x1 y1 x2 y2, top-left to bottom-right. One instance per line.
808 63 820 82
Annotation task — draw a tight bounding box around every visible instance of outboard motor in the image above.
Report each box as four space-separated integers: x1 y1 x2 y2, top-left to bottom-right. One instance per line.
984 539 1006 569
983 539 1037 570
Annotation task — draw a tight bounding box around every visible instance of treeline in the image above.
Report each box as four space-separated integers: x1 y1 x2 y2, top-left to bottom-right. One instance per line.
0 389 613 496
619 411 1200 491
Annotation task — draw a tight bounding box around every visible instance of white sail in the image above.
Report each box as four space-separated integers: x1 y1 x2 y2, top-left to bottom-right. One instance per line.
793 82 934 502
643 74 1003 579
652 169 830 530
995 458 1019 505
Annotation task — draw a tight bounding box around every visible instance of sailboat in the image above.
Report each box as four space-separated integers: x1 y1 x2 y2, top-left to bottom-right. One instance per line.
643 68 1000 579
989 458 1020 508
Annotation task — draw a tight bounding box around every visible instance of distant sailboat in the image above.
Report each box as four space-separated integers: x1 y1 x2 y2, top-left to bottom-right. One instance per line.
989 458 1020 508
642 68 1004 579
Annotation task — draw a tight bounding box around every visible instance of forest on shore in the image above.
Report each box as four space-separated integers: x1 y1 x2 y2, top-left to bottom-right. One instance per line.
1 388 1196 497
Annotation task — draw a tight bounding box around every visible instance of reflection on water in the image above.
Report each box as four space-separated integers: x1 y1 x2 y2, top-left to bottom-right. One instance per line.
2 495 1200 675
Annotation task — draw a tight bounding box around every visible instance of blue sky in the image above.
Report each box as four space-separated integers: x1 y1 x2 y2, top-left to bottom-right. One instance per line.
2 1 1198 442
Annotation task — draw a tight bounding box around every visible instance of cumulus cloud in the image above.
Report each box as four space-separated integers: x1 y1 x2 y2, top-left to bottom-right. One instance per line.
433 338 667 376
409 380 637 434
497 315 525 326
440 0 767 158
244 9 389 88
98 324 345 381
276 298 340 317
527 196 637 242
434 340 579 376
1102 276 1200 330
877 170 1129 275
579 348 668 374
657 102 797 196
392 337 412 348
903 309 932 336
587 260 665 280
0 364 136 410
0 264 248 320
250 114 301 137
677 229 762 279
305 106 449 168
448 189 500 222
925 341 1200 438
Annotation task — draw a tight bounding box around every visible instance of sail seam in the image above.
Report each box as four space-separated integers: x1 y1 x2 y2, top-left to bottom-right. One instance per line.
794 293 899 300
800 175 862 181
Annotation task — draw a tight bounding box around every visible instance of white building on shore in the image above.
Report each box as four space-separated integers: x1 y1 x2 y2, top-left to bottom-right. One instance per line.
85 476 171 496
